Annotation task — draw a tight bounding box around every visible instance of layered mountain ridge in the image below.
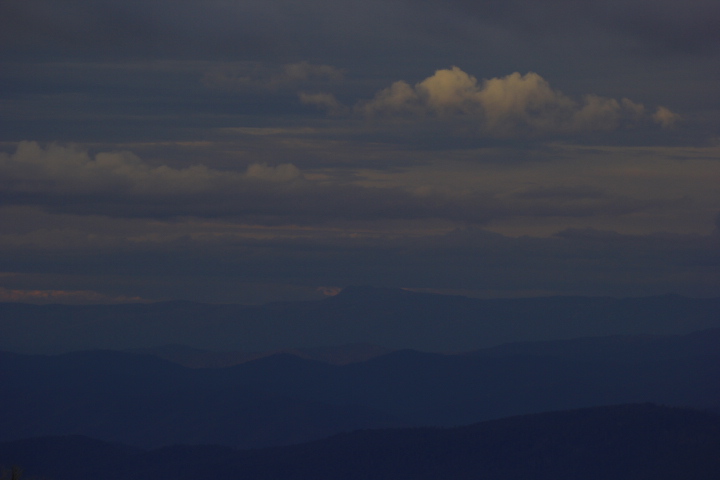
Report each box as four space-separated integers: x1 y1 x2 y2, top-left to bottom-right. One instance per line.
2 327 719 449
2 404 719 480
2 287 719 354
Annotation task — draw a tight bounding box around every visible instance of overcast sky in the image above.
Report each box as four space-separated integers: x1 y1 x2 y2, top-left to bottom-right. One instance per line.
1 0 719 304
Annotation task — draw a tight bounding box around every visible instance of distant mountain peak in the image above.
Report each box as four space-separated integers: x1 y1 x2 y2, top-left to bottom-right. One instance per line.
330 286 418 300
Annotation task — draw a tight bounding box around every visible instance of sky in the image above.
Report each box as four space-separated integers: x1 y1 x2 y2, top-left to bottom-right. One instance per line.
1 0 719 304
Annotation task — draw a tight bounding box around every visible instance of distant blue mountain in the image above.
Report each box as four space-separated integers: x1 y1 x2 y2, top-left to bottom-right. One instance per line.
128 342 392 368
2 327 719 448
0 350 405 449
1 287 719 353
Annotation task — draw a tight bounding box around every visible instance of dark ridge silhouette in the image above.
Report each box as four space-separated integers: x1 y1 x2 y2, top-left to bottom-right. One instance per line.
2 327 719 449
128 343 392 368
1 289 719 353
0 350 404 449
468 327 720 362
2 404 720 480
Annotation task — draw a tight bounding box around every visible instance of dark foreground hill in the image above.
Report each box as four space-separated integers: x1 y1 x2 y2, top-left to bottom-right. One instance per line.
2 287 720 353
2 404 720 480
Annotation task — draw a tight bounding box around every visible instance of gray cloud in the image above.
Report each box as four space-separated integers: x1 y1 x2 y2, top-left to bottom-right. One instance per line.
0 141 292 196
0 142 693 225
203 62 344 92
299 92 348 116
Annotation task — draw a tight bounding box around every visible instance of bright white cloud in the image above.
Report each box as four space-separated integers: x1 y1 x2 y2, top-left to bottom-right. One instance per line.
357 67 675 137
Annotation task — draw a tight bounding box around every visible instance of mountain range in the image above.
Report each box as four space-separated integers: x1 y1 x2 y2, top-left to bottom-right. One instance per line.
2 404 719 480
2 326 718 449
1 287 719 354
3 288 720 478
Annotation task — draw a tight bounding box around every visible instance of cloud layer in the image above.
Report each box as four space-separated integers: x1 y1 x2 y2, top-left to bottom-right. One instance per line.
1 0 717 303
2 141 709 228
